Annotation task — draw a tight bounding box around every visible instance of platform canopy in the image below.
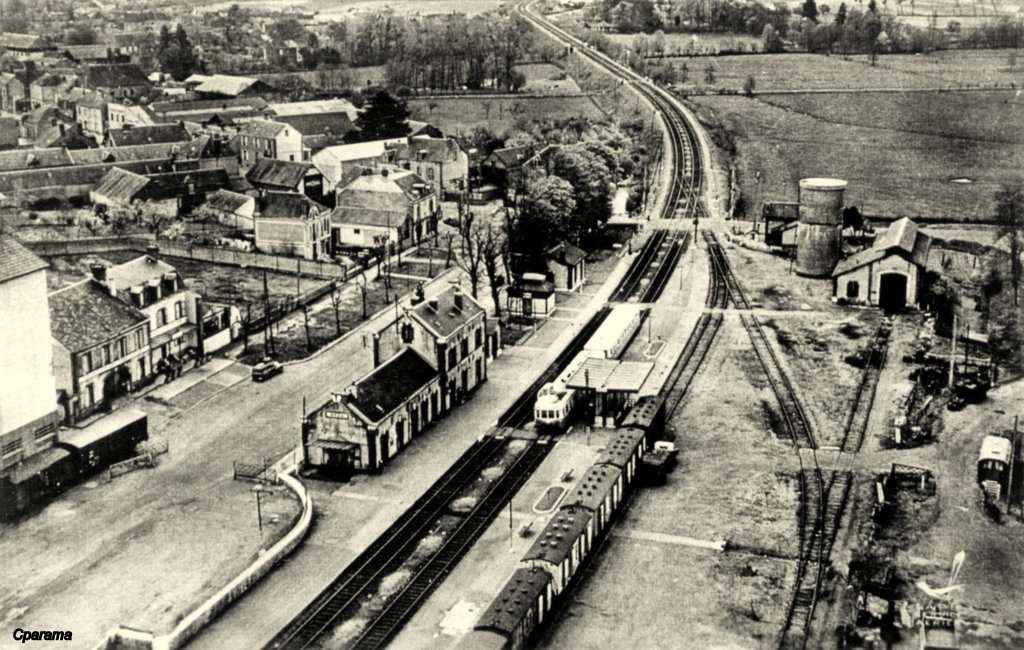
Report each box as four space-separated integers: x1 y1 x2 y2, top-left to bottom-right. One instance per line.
567 357 654 393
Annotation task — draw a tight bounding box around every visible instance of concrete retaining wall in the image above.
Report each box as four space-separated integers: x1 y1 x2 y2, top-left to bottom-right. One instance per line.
89 470 313 650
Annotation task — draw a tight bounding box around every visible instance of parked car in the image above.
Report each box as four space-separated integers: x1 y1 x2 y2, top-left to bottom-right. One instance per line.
252 358 283 382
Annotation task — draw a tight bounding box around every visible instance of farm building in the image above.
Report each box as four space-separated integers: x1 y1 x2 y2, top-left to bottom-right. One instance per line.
312 140 393 192
832 217 931 312
245 158 325 205
90 167 230 213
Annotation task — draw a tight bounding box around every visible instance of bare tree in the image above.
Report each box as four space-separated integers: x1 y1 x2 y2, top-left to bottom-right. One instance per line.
480 218 507 319
454 213 485 300
329 280 343 337
302 304 313 352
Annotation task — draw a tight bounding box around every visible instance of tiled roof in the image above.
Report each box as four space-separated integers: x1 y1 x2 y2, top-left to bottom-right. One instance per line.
331 206 404 229
546 241 585 267
335 167 431 206
258 191 324 221
61 44 111 61
106 254 177 290
276 112 354 138
486 145 535 170
68 138 209 165
394 136 462 164
410 285 484 339
205 188 253 214
832 217 931 277
239 119 289 139
108 124 190 147
150 96 268 115
0 235 48 284
84 64 150 89
0 147 73 172
49 279 147 352
346 348 437 424
0 159 178 194
91 167 150 202
315 140 390 164
93 166 228 203
245 158 312 189
475 568 551 634
194 74 260 97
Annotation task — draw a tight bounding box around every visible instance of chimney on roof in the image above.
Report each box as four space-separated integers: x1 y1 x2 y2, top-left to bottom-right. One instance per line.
381 168 389 178
453 287 463 311
90 262 107 284
427 298 438 312
145 244 159 258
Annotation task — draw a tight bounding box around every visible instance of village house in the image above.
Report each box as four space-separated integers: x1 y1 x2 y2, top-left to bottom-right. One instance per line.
81 64 152 101
481 145 537 192
237 120 306 169
30 74 73 108
832 217 932 312
90 166 230 215
49 279 150 424
0 71 29 113
106 102 157 132
253 191 332 260
245 158 325 204
374 285 488 411
93 255 200 370
146 97 267 132
546 241 587 291
269 99 359 122
393 136 469 199
74 92 108 140
59 44 121 65
0 237 62 485
331 167 437 250
507 272 557 322
312 140 393 192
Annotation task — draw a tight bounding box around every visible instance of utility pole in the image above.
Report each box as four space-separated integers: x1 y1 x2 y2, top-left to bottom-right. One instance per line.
948 312 958 388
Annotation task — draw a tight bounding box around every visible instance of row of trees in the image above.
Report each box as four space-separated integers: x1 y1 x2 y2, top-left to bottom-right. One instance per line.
591 0 793 38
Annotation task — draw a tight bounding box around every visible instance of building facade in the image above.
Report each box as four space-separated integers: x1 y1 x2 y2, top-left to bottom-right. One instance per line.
832 217 931 311
254 192 332 260
331 167 437 250
395 136 469 199
237 120 305 169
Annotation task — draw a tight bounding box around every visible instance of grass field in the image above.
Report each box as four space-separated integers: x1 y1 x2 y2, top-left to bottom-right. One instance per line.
514 62 581 93
605 31 762 54
692 89 1024 220
406 94 609 134
849 48 1024 87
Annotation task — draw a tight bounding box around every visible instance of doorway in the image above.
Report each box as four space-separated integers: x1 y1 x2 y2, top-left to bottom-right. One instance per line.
879 273 908 312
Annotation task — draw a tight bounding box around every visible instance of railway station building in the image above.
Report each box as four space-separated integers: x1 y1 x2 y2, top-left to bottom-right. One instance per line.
566 357 654 428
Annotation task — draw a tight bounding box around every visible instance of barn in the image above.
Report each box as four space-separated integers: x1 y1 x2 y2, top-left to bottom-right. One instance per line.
832 217 931 312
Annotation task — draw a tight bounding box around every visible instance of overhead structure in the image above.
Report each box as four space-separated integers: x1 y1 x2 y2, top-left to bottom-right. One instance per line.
795 177 846 277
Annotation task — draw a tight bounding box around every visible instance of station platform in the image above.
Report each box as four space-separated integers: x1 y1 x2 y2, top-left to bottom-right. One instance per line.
185 244 634 650
389 427 620 650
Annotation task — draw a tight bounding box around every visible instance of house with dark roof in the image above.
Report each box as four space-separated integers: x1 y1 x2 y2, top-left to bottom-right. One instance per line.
375 285 488 413
274 112 355 145
832 217 931 311
81 64 152 101
74 91 108 140
303 347 441 473
237 119 306 170
106 123 190 148
60 44 120 64
49 279 151 424
245 157 324 204
482 145 537 190
0 237 62 482
545 241 586 291
254 192 331 260
392 136 469 199
204 188 255 230
331 166 437 250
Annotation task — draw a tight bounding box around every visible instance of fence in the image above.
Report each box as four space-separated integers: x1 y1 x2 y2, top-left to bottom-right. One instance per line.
233 459 278 485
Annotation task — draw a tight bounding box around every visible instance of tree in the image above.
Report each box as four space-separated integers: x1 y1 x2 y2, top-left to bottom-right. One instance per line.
802 0 820 22
66 25 98 46
455 213 485 300
2 0 29 33
743 75 756 97
517 174 577 259
159 26 199 81
995 183 1024 307
923 274 959 337
270 18 308 44
762 24 785 53
836 2 849 26
350 90 410 142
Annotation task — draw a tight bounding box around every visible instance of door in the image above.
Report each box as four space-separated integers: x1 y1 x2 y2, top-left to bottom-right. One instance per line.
379 432 390 465
879 273 908 313
411 409 419 437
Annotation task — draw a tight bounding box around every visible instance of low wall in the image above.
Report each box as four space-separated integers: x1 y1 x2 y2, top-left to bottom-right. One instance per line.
90 470 313 650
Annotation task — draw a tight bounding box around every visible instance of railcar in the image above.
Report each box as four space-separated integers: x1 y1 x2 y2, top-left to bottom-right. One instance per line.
618 394 665 443
583 305 643 360
978 435 1012 501
522 508 593 596
459 567 554 650
560 463 623 541
596 427 647 491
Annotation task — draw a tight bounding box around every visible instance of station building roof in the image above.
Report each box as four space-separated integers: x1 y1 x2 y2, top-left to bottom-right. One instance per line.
567 358 653 393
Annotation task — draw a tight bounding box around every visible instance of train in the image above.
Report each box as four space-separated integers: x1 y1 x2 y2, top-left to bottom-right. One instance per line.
978 434 1012 502
533 306 644 431
459 398 663 650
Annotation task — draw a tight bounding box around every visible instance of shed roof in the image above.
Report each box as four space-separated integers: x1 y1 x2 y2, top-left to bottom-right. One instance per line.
49 279 148 352
62 44 111 61
270 98 358 120
346 347 437 424
92 167 150 203
245 158 313 189
567 358 653 393
832 217 931 277
475 568 551 635
60 407 146 450
0 235 48 284
205 188 253 214
546 241 585 267
0 32 49 50
0 147 73 172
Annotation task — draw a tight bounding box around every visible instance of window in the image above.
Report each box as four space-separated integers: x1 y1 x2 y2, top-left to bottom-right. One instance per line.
118 338 127 358
460 338 469 359
34 424 56 445
136 329 147 349
289 154 295 162
157 308 168 327
353 228 361 235
2 437 22 458
447 348 457 367
79 351 91 375
426 167 434 180
174 301 185 319
103 345 111 366
847 281 860 299
475 327 482 349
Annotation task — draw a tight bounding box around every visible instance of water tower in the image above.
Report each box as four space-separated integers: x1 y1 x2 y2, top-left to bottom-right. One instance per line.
795 177 846 277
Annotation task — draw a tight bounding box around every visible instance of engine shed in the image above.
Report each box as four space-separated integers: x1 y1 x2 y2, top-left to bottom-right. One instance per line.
565 357 654 428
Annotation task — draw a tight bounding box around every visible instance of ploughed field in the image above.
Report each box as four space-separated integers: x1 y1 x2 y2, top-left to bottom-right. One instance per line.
692 89 1024 220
